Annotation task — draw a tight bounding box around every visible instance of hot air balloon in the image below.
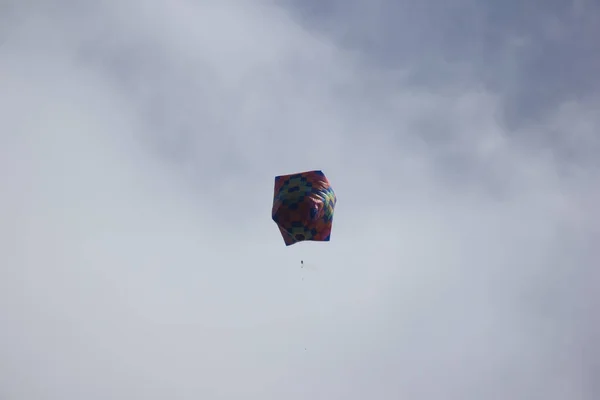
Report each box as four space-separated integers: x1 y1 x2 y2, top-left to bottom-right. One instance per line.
271 170 336 246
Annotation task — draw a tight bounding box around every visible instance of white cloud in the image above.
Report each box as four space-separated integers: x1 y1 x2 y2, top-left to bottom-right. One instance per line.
1 0 597 399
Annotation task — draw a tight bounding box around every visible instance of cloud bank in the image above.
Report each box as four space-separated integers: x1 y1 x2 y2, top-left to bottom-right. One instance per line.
1 0 598 399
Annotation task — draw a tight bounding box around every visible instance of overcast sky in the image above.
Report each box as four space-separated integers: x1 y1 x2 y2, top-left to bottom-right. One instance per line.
1 0 598 399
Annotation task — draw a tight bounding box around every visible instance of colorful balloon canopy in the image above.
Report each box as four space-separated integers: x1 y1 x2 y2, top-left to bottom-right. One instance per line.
271 170 337 246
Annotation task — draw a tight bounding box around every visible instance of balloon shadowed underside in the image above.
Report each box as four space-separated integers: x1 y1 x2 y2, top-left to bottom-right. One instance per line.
271 170 337 246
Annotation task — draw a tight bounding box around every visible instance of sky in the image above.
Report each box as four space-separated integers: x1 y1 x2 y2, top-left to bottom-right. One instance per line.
1 0 598 399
